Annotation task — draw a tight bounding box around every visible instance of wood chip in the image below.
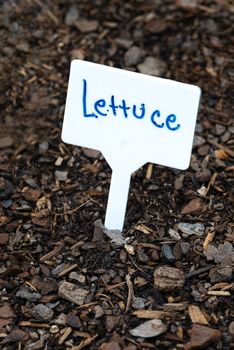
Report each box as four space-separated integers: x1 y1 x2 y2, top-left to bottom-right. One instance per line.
203 231 215 250
145 163 153 180
19 321 50 328
40 242 64 262
133 310 174 319
188 305 209 325
207 291 231 296
71 334 98 350
58 327 72 345
58 264 78 277
125 274 134 312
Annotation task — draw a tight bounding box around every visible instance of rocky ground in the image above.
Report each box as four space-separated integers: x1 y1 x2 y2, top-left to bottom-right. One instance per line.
0 0 233 349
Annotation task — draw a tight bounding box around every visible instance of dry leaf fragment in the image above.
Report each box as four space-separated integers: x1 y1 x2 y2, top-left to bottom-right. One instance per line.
31 209 51 228
188 305 209 325
181 198 202 214
184 324 221 350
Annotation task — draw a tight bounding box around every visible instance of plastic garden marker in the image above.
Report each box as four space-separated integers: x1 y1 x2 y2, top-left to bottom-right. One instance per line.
62 60 201 231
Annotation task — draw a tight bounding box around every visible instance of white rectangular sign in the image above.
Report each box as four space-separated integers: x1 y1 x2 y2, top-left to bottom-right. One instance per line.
62 60 201 231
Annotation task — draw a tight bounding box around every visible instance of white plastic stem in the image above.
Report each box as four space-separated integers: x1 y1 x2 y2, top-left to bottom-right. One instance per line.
104 170 131 231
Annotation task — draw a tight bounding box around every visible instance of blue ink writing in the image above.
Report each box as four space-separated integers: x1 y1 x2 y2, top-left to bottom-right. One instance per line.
82 79 97 118
151 110 164 128
82 79 181 131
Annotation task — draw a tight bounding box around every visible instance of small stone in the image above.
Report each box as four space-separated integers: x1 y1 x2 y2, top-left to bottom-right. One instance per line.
168 228 181 241
115 38 133 49
136 248 149 263
106 315 120 332
65 5 79 26
184 324 221 350
174 174 184 190
16 286 41 301
0 233 9 246
137 56 166 76
132 297 146 310
162 244 175 262
38 141 49 154
66 312 81 329
215 242 233 264
124 46 145 66
54 313 67 326
228 321 234 336
129 319 167 338
178 222 205 236
180 242 190 255
76 19 98 33
50 325 59 334
198 144 210 156
55 170 68 181
215 124 226 136
94 305 104 318
69 272 86 284
0 136 14 149
83 148 100 158
33 304 54 321
154 266 184 291
58 281 89 306
195 168 211 183
193 135 205 148
209 265 232 283
221 130 231 143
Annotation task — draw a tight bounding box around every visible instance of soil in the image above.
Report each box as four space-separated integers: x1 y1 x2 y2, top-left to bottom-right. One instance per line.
0 1 233 349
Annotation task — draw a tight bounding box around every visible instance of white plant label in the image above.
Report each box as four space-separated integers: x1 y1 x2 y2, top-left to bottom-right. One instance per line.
62 60 201 231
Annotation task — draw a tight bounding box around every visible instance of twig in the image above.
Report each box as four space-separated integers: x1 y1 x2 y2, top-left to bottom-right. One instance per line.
126 274 134 312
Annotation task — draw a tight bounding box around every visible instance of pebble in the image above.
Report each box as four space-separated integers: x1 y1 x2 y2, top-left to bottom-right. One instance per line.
55 170 68 181
181 242 190 255
154 266 184 291
209 265 232 283
193 135 205 148
53 313 67 326
178 222 205 236
69 272 86 284
198 144 210 156
215 124 226 135
58 281 89 306
195 168 211 182
221 130 231 143
16 286 41 301
136 248 149 263
124 46 145 66
83 148 100 158
38 141 49 154
65 5 79 26
137 56 166 76
33 304 54 321
0 233 9 246
129 319 167 338
162 244 175 261
168 228 181 241
132 297 146 310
